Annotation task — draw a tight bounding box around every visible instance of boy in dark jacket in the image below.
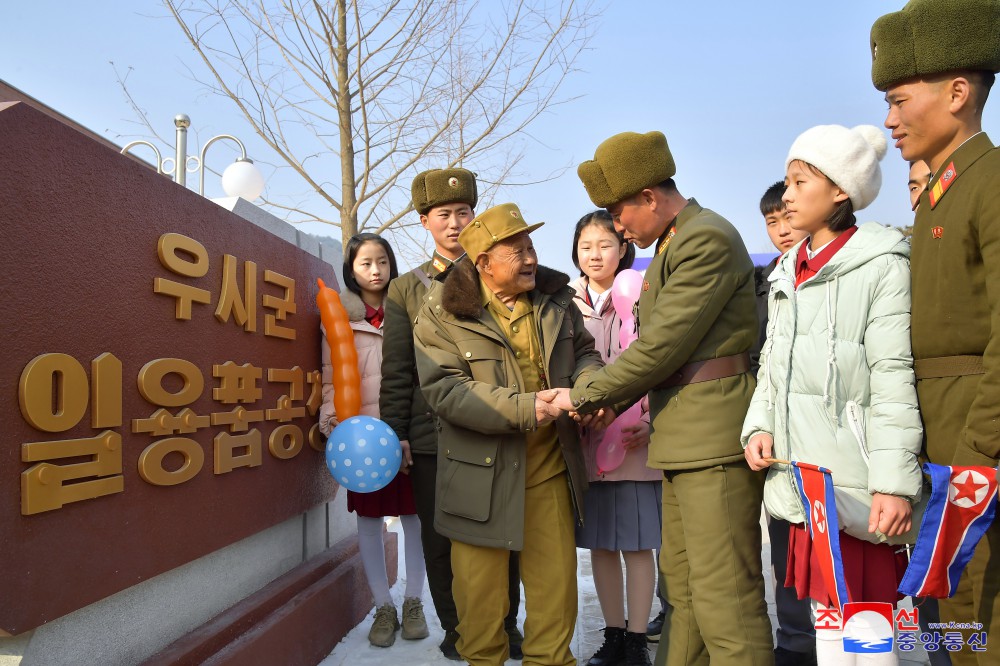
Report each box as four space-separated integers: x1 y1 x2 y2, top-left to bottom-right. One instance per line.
751 181 813 666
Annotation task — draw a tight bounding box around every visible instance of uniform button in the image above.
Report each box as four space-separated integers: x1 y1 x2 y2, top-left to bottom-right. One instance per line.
485 457 492 464
515 351 522 358
507 540 513 547
512 325 519 333
513 461 519 470
465 352 472 358
512 384 517 389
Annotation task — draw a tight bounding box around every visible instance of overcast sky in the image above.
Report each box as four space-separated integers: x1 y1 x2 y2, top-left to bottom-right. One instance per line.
4 1 997 275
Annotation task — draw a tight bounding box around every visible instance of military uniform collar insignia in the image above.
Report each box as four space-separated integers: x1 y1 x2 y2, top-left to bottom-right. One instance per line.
928 161 957 209
656 225 676 256
431 252 454 275
928 132 994 209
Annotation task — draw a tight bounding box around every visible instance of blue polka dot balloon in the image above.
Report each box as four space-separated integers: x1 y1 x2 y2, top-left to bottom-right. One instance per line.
325 415 401 492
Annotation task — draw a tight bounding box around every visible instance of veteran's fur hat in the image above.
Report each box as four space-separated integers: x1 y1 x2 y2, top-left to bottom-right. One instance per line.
411 168 478 215
458 203 544 261
577 132 676 208
871 0 1000 91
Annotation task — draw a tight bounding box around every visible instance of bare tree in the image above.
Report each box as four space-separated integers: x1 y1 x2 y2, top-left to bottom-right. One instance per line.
156 0 596 248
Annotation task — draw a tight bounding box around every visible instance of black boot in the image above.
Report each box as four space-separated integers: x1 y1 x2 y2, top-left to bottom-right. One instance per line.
624 631 652 666
586 626 626 666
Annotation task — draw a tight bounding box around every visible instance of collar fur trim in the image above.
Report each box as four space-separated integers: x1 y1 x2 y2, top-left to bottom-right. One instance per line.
338 288 368 322
441 258 570 318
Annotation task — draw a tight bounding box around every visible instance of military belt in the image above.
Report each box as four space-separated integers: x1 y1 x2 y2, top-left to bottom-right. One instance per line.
913 355 985 380
655 352 751 389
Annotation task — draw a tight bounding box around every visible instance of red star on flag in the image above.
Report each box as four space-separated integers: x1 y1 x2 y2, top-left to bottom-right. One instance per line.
950 471 987 507
813 500 827 534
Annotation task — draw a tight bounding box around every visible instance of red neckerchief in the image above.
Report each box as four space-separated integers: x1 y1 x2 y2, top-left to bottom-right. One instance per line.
794 225 858 288
364 302 384 329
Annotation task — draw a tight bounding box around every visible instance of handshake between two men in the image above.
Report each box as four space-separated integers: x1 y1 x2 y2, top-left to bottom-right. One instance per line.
534 388 616 430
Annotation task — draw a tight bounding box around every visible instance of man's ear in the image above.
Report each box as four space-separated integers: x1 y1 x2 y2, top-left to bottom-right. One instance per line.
475 253 491 276
639 189 656 210
946 75 974 115
419 214 429 231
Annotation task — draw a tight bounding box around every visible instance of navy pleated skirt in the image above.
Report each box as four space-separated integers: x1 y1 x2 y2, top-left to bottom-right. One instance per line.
575 480 663 551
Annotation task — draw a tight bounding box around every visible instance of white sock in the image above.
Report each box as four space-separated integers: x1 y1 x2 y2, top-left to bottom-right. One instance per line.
357 515 392 607
400 513 426 599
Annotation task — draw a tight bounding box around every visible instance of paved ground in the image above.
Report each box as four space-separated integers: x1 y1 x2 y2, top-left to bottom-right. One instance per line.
319 513 932 665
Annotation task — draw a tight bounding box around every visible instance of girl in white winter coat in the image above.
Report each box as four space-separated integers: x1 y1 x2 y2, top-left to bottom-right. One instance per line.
320 233 428 648
741 125 923 666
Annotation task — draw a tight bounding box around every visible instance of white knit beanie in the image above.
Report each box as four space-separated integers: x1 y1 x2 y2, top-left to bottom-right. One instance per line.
785 124 888 211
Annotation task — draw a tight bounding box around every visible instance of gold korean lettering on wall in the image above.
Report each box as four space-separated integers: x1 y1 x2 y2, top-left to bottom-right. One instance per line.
18 353 125 514
154 233 296 341
16 232 327 516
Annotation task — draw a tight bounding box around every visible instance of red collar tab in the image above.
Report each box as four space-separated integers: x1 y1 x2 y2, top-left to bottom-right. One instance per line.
928 162 958 209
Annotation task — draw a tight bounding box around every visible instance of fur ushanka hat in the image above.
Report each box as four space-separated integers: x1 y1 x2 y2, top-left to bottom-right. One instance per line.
870 0 1000 90
411 168 478 215
577 131 676 208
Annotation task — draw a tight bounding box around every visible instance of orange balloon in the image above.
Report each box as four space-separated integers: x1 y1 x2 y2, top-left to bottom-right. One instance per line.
316 278 362 420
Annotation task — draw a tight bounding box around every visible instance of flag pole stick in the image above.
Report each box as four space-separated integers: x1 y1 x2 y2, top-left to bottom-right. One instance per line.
764 457 791 465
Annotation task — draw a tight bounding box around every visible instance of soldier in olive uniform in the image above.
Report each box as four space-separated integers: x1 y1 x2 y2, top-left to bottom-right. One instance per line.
871 2 1000 662
553 132 772 666
379 169 522 660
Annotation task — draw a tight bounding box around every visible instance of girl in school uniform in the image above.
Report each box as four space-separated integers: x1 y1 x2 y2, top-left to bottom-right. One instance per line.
742 125 923 665
320 233 428 648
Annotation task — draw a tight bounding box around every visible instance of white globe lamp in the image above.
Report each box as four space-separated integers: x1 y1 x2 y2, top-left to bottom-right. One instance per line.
221 158 265 201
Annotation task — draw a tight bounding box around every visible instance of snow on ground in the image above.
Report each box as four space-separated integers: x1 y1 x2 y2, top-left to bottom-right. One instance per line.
319 512 930 665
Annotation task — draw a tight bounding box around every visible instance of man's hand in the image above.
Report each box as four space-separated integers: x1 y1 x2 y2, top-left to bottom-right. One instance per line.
535 389 564 425
622 420 650 450
869 493 912 537
744 433 774 471
548 387 575 412
576 407 617 429
399 439 413 475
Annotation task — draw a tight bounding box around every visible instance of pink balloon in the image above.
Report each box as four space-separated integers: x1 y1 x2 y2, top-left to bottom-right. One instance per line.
595 401 643 475
610 269 643 318
611 269 643 349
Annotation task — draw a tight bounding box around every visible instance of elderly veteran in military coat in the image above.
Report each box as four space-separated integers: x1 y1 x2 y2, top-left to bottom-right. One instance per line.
380 168 525 660
872 2 1000 662
552 132 773 666
413 203 604 666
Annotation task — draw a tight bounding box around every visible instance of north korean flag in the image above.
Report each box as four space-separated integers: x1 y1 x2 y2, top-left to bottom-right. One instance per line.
898 464 999 599
792 461 852 610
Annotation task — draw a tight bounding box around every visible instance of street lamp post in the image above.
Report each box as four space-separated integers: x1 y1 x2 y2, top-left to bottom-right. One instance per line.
120 114 265 201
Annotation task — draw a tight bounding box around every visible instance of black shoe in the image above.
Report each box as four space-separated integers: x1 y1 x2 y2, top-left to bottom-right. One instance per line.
774 646 817 666
624 631 652 666
439 630 462 661
586 626 626 666
645 611 665 643
506 624 524 660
